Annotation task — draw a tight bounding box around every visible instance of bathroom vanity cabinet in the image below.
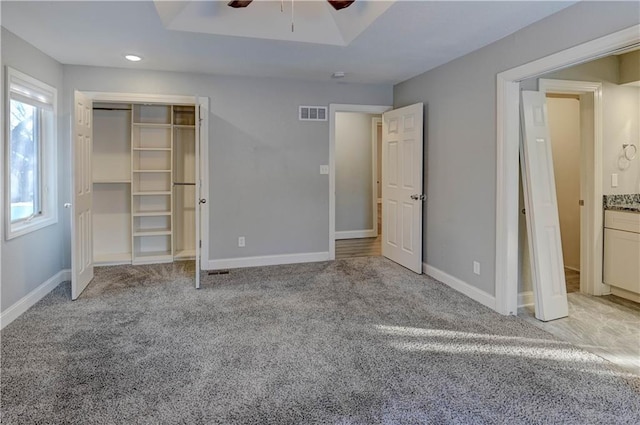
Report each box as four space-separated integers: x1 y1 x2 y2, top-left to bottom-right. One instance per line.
603 209 640 302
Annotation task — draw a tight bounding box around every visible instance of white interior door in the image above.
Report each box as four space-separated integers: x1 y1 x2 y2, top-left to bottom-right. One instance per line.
520 91 568 321
381 103 424 273
195 101 202 289
72 91 94 299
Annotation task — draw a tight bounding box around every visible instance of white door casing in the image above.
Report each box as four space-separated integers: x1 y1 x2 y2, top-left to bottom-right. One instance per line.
495 25 638 316
520 91 568 321
72 91 94 299
382 103 424 274
195 102 202 288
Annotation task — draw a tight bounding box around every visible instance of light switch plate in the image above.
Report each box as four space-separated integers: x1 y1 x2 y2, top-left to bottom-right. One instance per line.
320 165 329 175
611 173 618 188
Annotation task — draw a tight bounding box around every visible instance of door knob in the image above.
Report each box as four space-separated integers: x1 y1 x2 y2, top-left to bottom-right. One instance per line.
410 194 426 201
64 203 72 208
199 199 207 204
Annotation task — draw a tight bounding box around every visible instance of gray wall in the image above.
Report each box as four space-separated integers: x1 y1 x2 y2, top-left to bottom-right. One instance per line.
62 67 391 262
335 112 379 234
393 1 640 296
1 28 66 312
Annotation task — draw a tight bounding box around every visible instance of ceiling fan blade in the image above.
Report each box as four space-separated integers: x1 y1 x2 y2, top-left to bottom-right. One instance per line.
228 0 253 8
327 0 356 11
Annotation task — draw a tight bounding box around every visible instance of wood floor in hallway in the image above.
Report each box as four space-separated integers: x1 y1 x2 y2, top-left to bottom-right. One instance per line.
336 203 382 260
335 236 381 259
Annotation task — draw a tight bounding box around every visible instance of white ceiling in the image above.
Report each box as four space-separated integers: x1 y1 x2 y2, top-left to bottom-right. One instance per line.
155 0 396 46
1 1 576 85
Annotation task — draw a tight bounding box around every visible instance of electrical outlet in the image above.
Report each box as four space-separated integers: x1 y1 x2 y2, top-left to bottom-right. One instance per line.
320 165 329 175
473 261 481 276
238 236 245 247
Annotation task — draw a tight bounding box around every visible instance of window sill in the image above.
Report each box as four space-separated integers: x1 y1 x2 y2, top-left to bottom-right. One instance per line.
6 216 58 241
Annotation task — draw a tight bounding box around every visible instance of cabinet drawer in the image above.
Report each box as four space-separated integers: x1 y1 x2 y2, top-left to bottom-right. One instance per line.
604 210 640 233
603 228 640 294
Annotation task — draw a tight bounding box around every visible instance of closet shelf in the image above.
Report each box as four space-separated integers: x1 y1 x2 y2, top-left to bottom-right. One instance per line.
93 179 131 184
133 229 171 237
133 147 171 151
174 125 196 129
132 123 171 128
132 170 171 173
133 211 172 217
133 191 172 196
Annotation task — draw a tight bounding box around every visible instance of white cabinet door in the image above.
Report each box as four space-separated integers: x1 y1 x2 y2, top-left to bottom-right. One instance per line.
520 91 568 321
72 91 94 299
381 103 424 274
604 228 640 294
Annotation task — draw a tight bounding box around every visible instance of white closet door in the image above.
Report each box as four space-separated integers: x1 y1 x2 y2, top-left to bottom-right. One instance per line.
72 91 94 299
520 91 568 321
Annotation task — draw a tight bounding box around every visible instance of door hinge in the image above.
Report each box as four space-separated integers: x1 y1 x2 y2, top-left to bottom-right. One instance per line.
199 240 202 248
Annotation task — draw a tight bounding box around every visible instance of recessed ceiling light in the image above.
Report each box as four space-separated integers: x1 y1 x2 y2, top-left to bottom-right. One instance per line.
124 54 142 62
332 71 346 79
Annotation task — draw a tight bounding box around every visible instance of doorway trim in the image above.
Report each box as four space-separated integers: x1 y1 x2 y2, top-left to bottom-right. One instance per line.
538 79 605 298
329 104 391 260
372 116 382 237
495 24 639 315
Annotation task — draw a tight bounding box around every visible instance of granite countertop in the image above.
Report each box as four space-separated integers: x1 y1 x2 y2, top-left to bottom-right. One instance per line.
605 204 640 213
603 194 640 213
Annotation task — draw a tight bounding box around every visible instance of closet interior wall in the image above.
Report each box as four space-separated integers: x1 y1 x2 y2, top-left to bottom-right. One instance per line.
91 102 196 266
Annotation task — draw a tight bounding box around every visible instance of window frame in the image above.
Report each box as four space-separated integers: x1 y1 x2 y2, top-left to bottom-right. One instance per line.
5 67 58 240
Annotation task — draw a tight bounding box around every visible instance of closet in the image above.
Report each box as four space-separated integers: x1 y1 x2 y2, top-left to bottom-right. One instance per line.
92 102 197 265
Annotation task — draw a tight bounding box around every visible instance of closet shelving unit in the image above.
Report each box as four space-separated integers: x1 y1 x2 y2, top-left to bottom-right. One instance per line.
92 102 196 266
131 104 174 265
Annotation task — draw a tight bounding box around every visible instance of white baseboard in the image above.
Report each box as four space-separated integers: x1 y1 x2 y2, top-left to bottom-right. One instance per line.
423 263 496 311
335 230 377 240
204 251 330 270
518 291 534 307
1 269 71 330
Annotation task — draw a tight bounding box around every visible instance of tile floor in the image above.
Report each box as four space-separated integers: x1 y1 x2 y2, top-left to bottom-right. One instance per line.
520 292 640 375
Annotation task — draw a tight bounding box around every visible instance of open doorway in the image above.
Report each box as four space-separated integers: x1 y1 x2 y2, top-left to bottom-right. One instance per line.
518 79 601 309
328 104 391 260
334 112 382 259
547 93 583 293
329 103 425 273
516 53 640 373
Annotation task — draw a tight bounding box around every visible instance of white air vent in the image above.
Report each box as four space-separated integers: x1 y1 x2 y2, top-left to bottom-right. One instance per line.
299 106 327 121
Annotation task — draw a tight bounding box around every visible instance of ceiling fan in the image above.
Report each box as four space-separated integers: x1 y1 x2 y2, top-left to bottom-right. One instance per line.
228 1 356 11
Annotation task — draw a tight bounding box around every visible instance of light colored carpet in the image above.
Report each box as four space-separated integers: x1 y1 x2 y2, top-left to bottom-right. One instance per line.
2 257 639 424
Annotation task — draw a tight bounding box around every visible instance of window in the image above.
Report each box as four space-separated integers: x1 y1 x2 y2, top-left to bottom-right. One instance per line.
5 67 57 239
